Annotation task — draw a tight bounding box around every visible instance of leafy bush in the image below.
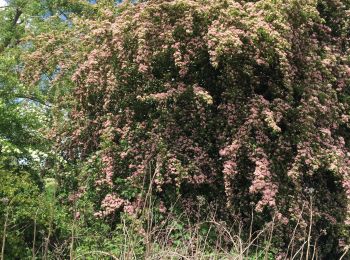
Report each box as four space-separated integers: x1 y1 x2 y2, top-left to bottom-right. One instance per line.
22 0 350 257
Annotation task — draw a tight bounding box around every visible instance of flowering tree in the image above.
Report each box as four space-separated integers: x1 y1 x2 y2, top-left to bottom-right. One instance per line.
23 0 350 256
0 1 98 258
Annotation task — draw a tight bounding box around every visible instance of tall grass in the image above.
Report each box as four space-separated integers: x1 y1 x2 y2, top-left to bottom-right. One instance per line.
68 196 346 260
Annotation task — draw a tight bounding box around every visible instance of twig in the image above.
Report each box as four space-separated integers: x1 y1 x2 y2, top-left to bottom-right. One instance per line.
285 203 305 259
264 215 276 260
32 210 38 260
1 206 10 260
291 240 307 260
339 246 349 260
306 196 313 260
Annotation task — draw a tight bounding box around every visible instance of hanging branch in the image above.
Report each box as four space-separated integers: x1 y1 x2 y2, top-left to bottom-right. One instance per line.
0 7 22 53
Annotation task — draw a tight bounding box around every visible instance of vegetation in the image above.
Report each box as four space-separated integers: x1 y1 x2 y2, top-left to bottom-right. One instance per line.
0 0 349 259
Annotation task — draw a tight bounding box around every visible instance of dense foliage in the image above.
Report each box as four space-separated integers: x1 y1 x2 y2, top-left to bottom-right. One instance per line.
1 0 350 258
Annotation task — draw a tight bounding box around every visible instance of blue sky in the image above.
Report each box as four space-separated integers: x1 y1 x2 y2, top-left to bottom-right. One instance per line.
0 0 6 7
